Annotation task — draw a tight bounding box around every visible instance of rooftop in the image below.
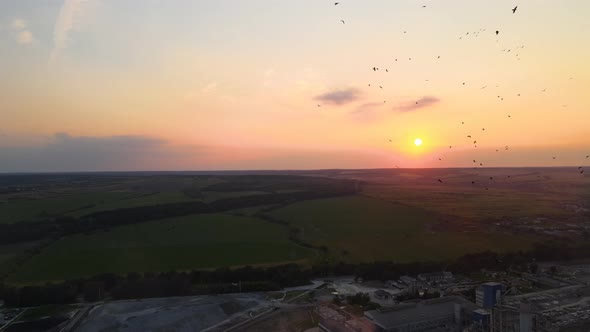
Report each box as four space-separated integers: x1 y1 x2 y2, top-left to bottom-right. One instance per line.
365 296 476 329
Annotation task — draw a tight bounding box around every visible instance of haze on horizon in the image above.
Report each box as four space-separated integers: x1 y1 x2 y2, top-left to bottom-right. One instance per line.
1 0 589 172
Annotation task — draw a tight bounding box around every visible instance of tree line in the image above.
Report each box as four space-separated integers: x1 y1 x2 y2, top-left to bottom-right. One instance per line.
1 241 589 307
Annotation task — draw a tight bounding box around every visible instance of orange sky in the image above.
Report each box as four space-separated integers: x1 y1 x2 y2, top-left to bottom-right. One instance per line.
1 1 589 171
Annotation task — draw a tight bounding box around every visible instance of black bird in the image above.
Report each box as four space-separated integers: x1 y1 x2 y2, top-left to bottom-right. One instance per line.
373 67 377 71
389 139 392 142
586 155 589 159
462 82 465 85
512 6 518 14
437 179 443 183
462 122 464 124
508 115 511 118
578 166 583 169
449 146 452 148
409 57 412 60
482 128 485 131
335 2 339 5
317 104 321 107
422 5 426 8
437 56 440 59
507 175 511 178
490 176 493 180
439 158 442 161
467 135 472 138
473 160 477 163
379 86 383 89
496 30 499 36
474 141 477 144
480 163 483 166
472 181 476 184
552 157 556 160
340 20 345 24
386 69 389 72
496 149 499 152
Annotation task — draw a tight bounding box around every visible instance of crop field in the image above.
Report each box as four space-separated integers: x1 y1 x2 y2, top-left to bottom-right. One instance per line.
0 170 586 284
7 213 315 284
0 192 131 224
269 196 541 263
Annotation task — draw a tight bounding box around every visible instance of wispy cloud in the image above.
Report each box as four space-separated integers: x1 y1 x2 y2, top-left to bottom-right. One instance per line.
315 88 362 106
11 18 26 30
49 0 92 64
350 102 384 122
16 30 34 45
10 18 34 46
393 96 440 112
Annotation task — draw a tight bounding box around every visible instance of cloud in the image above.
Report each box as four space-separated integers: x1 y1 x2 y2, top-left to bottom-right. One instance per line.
11 18 26 31
50 0 92 64
349 102 385 123
15 30 34 45
0 133 204 172
393 96 440 112
315 88 362 106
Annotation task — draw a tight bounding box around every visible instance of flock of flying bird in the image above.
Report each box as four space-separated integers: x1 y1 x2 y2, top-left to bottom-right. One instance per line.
326 2 588 188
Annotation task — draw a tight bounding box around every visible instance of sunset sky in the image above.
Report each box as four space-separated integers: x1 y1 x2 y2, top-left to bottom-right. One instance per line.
1 0 589 172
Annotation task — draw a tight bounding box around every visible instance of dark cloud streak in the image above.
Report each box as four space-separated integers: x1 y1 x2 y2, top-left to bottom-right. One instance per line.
393 96 440 112
314 88 362 106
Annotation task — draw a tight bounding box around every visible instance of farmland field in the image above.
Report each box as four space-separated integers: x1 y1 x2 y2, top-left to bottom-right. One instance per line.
269 196 539 262
0 169 587 285
8 213 315 284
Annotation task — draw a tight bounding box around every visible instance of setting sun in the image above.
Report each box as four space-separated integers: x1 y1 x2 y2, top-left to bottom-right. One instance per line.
414 138 423 147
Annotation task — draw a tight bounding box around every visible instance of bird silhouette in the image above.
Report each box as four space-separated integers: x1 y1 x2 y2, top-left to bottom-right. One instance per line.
340 20 345 24
373 67 377 71
438 179 443 183
496 30 499 36
552 157 556 160
467 135 472 138
335 2 339 5
512 6 518 14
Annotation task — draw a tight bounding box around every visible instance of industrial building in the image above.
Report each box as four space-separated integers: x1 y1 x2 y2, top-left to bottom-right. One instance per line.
417 271 454 283
476 282 503 308
364 296 476 332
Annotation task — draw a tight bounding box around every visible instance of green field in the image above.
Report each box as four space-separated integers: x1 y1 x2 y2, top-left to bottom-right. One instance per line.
8 213 315 284
269 196 539 262
0 192 130 223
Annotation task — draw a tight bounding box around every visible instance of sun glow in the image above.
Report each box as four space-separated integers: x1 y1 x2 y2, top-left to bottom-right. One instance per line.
414 138 423 146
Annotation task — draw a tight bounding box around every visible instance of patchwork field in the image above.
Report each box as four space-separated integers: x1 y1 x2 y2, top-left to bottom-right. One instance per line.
8 213 315 284
0 169 587 284
269 196 539 263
